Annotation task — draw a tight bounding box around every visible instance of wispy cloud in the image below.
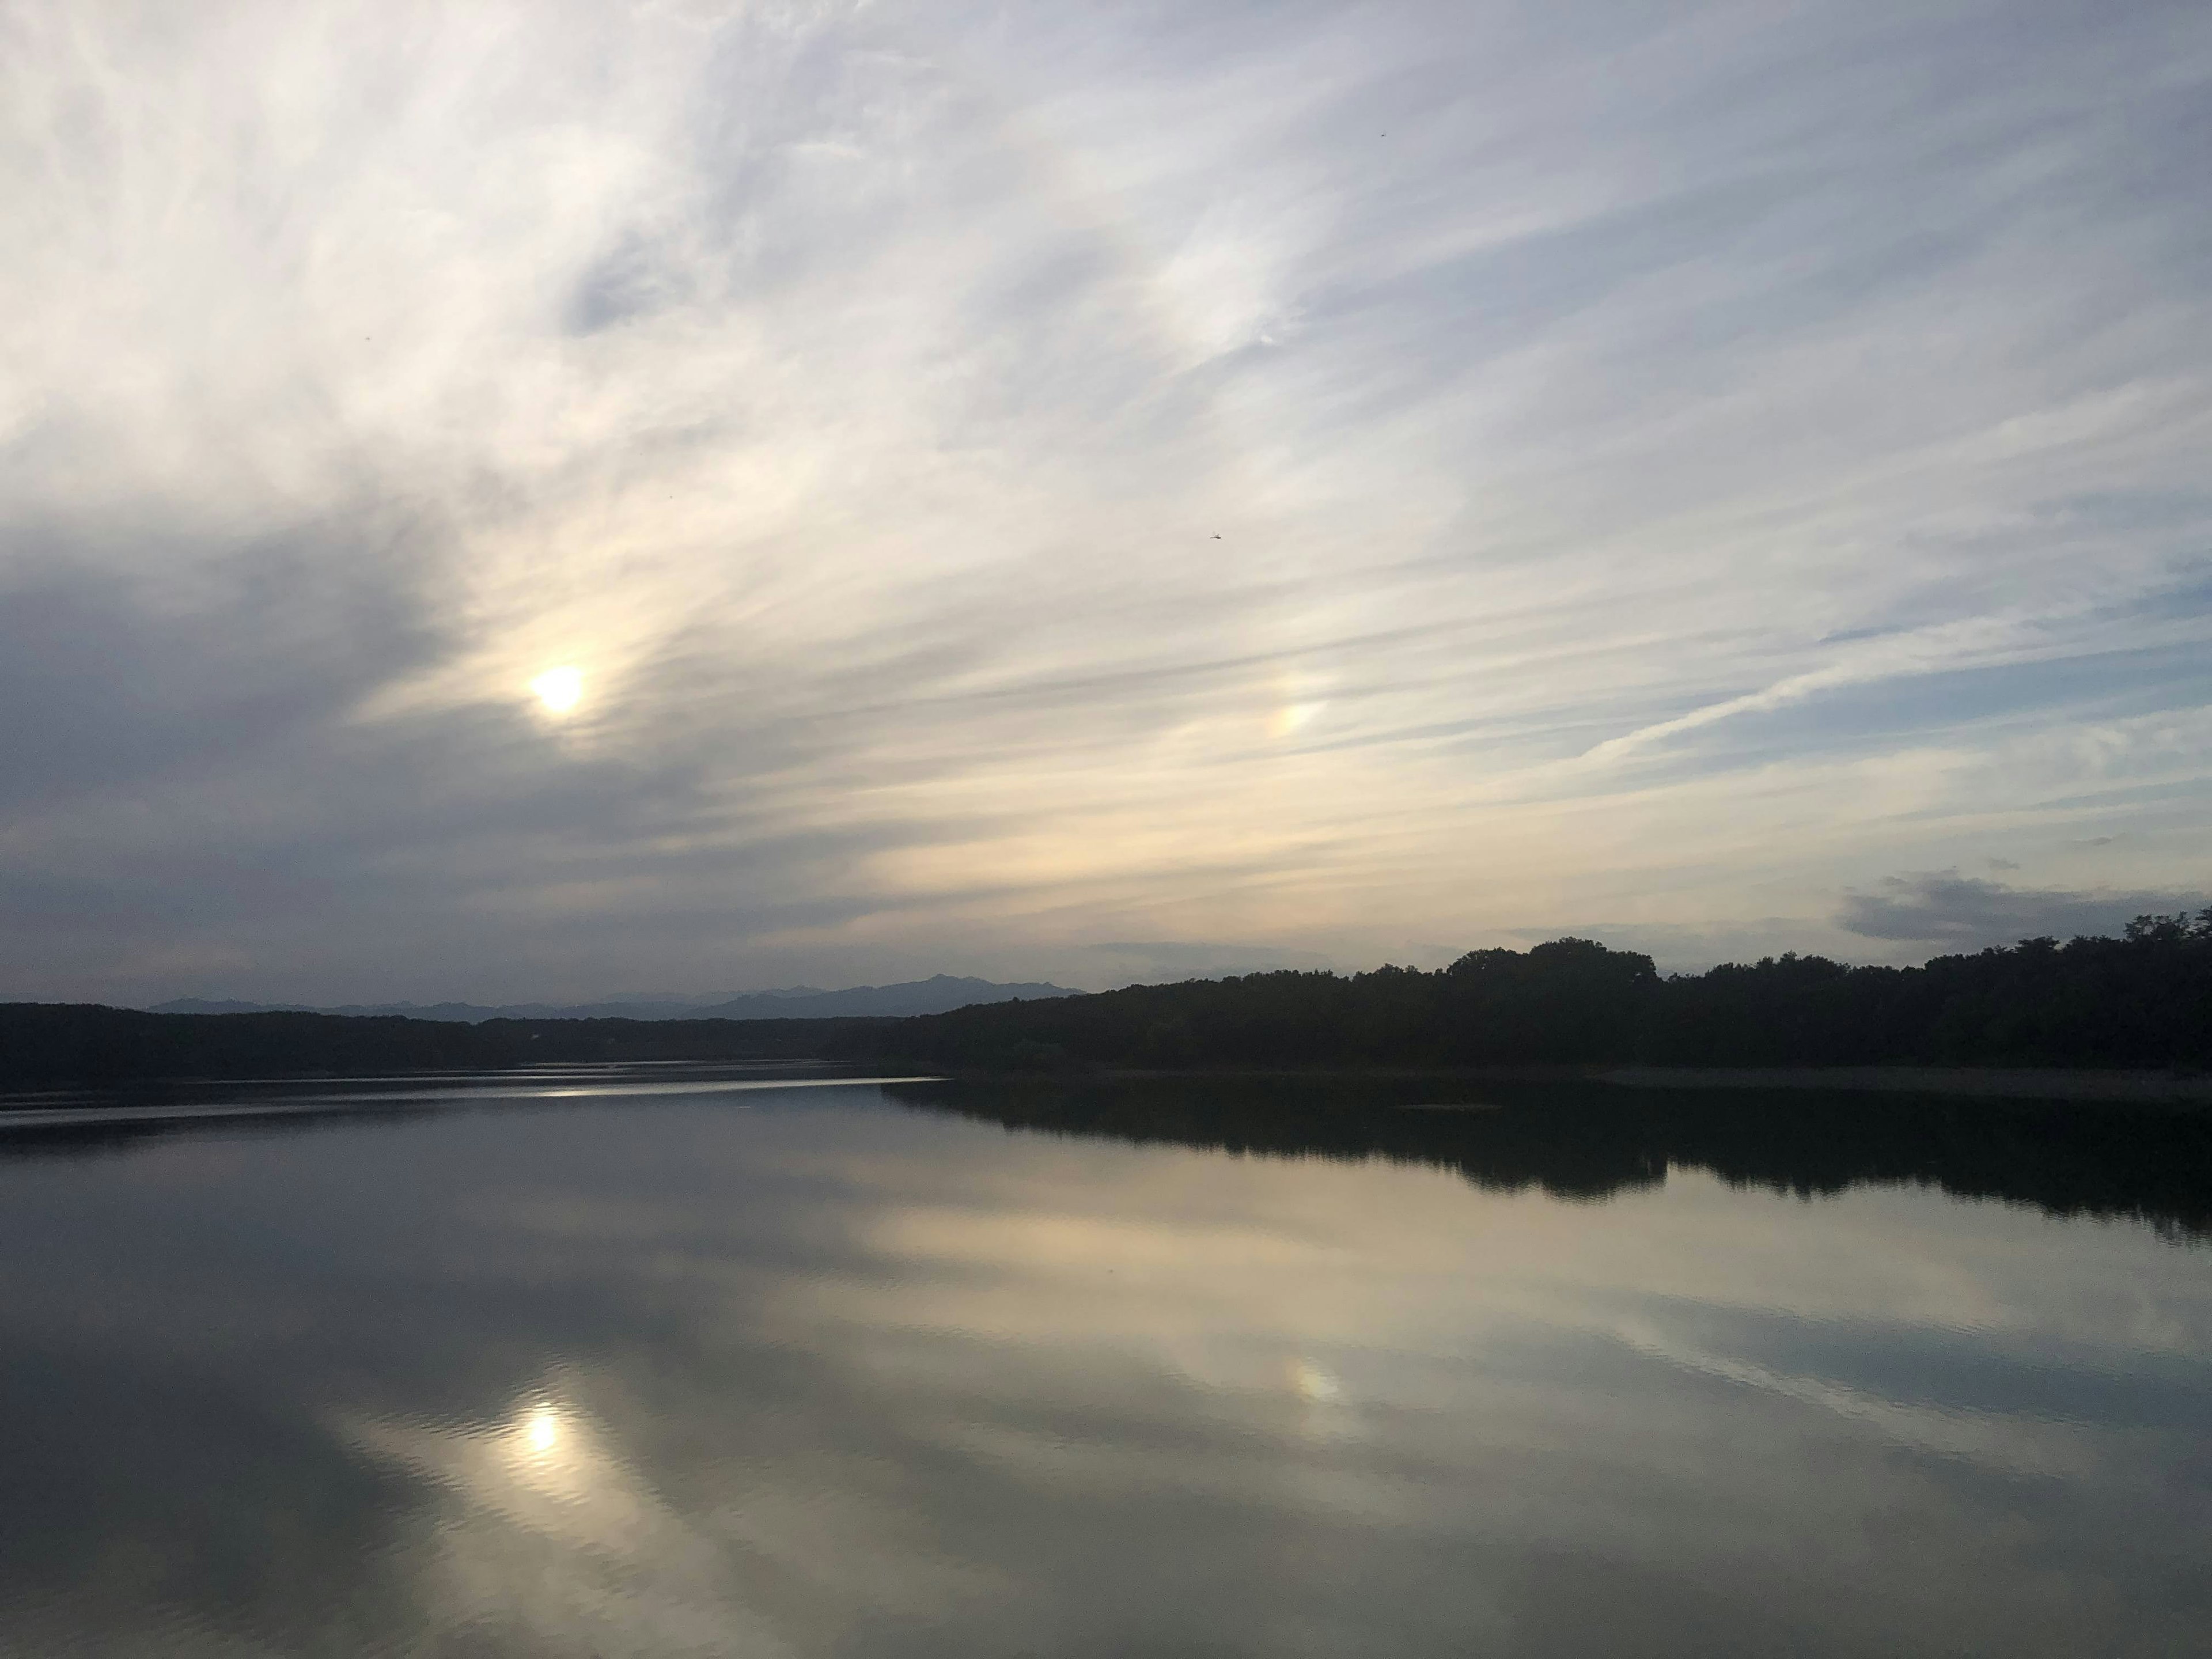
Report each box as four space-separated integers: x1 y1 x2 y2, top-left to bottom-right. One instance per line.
1839 872 2207 948
2 1 2209 998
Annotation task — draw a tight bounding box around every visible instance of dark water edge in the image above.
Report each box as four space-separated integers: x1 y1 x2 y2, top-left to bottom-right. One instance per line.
884 1074 2212 1242
916 1060 2212 1102
7 1064 2210 1241
1596 1063 2212 1101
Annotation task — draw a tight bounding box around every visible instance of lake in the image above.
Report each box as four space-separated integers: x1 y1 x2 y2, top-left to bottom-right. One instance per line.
2 1066 2207 1657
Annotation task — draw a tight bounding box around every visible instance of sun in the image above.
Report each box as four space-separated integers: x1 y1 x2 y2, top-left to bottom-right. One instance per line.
531 666 584 716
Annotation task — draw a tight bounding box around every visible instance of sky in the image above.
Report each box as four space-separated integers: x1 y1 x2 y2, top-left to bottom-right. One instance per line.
3 0 2209 1005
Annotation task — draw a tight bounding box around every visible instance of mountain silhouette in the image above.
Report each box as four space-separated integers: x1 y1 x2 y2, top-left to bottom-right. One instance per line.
148 974 1079 1024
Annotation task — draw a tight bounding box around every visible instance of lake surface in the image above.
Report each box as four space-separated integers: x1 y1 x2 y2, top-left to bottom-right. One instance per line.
2 1066 2208 1657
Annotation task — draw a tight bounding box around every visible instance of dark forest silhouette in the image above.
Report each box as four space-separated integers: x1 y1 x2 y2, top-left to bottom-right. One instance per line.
0 1008 834 1087
2 912 2207 1087
830 914 2212 1073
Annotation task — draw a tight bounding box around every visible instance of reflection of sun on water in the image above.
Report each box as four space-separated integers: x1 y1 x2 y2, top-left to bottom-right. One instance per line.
348 1393 615 1522
531 665 584 716
338 1388 794 1654
1285 1358 1363 1445
490 1400 609 1507
522 1405 563 1455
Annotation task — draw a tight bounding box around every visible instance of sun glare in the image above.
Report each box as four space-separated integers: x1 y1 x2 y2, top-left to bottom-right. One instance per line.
531 666 584 716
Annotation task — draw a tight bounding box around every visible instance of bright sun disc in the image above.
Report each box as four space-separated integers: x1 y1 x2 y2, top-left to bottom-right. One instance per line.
531 666 583 715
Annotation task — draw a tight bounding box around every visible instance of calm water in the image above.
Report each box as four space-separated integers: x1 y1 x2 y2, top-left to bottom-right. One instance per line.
2 1067 2208 1657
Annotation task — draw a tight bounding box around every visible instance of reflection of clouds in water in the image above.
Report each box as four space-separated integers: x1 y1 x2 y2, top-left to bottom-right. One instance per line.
1608 1322 2109 1484
4 1094 2206 1655
805 1149 2200 1404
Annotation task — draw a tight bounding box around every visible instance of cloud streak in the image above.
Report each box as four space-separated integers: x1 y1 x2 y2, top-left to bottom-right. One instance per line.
2 0 2210 998
1838 872 2207 948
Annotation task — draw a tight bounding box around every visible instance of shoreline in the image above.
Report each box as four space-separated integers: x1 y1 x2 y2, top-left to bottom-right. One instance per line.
5 1061 2207 1112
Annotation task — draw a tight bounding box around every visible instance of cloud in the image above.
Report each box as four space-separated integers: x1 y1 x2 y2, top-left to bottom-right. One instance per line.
2 1 2210 999
1838 873 2208 948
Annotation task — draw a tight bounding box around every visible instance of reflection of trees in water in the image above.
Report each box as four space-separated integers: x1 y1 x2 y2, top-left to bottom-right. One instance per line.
884 1078 2212 1243
7 1077 2207 1243
0 1106 437 1168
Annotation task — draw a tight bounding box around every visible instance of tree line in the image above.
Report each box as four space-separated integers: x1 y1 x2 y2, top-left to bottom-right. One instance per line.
0 1008 836 1087
2 912 2207 1088
823 914 2212 1073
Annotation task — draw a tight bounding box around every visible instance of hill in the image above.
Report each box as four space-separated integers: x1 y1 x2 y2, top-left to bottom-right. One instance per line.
822 915 2212 1074
147 974 1078 1023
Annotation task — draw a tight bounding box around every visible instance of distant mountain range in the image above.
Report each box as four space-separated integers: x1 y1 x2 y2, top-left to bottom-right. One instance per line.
147 974 1082 1023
